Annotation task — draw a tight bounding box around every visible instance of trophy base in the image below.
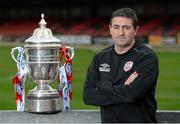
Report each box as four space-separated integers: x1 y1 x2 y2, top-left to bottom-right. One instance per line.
24 86 63 113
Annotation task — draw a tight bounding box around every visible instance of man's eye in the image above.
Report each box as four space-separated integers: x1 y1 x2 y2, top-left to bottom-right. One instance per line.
113 26 119 29
124 26 131 30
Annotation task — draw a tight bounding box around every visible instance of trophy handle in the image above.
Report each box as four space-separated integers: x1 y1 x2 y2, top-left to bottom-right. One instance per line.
11 47 25 63
65 46 74 60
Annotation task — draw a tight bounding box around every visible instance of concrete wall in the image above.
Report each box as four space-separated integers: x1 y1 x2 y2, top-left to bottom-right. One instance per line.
0 110 180 123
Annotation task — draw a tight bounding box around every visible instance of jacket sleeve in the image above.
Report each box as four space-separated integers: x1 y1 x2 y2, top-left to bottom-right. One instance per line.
96 54 159 103
83 54 119 106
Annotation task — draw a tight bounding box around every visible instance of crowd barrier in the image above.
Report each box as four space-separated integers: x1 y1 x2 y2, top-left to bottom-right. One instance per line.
0 110 180 123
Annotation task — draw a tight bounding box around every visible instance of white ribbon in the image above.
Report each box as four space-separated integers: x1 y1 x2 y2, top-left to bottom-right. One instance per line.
16 47 27 111
58 66 70 111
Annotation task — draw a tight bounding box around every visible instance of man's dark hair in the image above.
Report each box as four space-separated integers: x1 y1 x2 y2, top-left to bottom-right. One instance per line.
110 8 138 29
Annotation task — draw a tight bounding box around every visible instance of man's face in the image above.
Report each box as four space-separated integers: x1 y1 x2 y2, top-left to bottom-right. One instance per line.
109 17 138 48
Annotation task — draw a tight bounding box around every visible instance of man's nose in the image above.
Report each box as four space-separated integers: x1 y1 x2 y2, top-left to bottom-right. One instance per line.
118 27 125 35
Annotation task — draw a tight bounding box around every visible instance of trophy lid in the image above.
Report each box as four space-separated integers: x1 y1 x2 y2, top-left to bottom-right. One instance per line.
25 13 60 43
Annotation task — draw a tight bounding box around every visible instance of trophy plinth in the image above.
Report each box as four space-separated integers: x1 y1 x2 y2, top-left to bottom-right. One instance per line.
25 82 62 113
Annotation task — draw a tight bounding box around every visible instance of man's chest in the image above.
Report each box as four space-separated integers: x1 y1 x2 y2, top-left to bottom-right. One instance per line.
98 54 136 84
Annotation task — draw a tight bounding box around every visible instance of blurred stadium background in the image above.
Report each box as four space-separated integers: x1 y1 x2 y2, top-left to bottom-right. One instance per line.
0 0 180 110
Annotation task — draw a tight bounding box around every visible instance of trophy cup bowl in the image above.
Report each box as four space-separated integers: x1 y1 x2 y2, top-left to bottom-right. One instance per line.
11 14 74 113
27 46 59 83
24 43 62 113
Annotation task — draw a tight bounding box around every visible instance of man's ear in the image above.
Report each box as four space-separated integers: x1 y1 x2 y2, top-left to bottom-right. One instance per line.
134 26 139 35
109 24 112 34
109 24 112 29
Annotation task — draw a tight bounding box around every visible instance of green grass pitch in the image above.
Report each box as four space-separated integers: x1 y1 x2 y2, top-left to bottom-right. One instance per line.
0 44 180 110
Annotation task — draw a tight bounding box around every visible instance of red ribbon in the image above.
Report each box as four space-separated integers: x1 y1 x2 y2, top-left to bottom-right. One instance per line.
12 76 22 103
59 47 73 100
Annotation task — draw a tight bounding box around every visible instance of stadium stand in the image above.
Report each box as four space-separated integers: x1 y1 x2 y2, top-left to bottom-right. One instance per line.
0 16 179 43
137 18 164 37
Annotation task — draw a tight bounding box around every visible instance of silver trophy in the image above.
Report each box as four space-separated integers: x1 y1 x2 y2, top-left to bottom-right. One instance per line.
11 14 74 113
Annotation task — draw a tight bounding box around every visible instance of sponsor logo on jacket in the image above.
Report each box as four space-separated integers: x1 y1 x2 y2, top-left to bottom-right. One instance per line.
99 63 110 72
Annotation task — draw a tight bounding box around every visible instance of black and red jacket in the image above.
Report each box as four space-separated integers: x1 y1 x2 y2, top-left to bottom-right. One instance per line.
83 42 159 123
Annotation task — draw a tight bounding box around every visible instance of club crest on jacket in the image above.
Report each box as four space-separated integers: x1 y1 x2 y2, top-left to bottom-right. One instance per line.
123 61 133 72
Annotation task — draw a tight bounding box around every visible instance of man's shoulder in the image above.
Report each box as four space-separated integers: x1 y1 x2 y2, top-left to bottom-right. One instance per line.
133 42 159 63
91 45 113 63
96 45 113 55
133 42 156 56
